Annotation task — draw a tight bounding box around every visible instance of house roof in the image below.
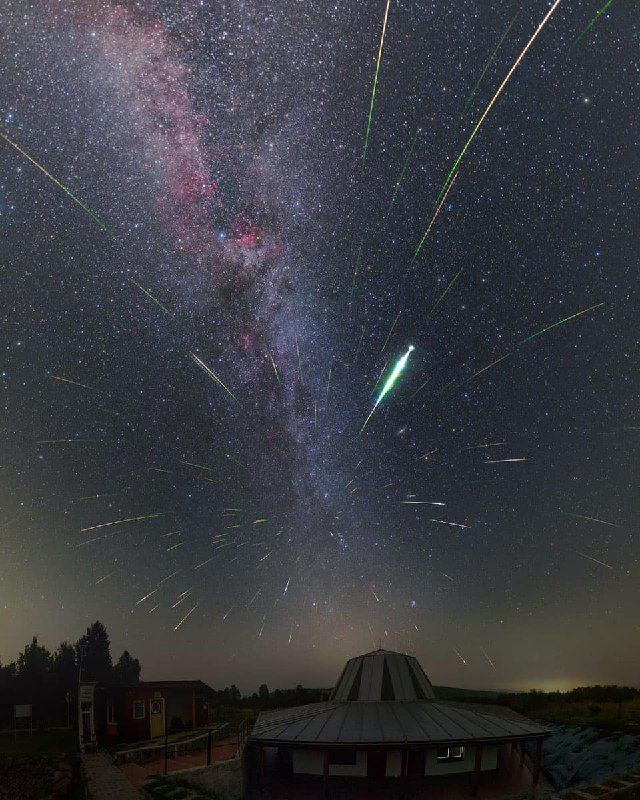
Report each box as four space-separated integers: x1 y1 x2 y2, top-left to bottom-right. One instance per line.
251 699 550 746
329 649 436 702
133 680 215 693
252 648 550 747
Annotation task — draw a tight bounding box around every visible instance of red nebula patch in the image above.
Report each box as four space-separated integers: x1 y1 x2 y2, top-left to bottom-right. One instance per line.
232 215 259 248
239 331 255 350
176 171 218 204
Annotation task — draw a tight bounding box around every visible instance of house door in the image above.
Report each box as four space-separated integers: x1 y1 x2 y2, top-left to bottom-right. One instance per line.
150 698 165 738
367 749 386 780
407 748 426 777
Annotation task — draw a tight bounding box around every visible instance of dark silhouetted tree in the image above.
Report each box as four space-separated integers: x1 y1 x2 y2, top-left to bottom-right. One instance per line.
77 621 112 683
16 637 52 686
259 684 269 705
0 659 17 688
52 642 78 690
113 650 141 684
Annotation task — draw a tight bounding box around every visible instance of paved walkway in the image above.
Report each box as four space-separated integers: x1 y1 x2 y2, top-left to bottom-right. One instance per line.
81 751 141 799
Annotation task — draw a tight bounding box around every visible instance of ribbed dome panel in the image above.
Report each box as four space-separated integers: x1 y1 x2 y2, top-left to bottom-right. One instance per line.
329 650 436 701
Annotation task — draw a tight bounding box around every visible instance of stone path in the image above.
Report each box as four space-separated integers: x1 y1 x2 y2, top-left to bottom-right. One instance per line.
81 751 141 799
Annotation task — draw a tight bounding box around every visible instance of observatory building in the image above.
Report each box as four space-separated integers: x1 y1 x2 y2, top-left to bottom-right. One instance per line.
246 649 550 797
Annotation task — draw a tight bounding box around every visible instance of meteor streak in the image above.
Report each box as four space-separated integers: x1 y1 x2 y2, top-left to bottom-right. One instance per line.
454 648 467 665
427 518 469 529
481 647 497 671
460 353 513 387
295 334 304 385
360 345 415 433
576 551 613 569
189 352 237 401
574 0 615 45
132 279 179 323
434 0 563 208
380 311 401 354
388 128 422 211
350 243 363 302
568 513 621 528
485 458 526 463
80 512 166 533
363 0 391 165
174 602 200 631
51 375 97 391
408 172 459 272
460 10 521 119
0 131 108 231
268 353 280 384
516 303 604 346
428 268 463 315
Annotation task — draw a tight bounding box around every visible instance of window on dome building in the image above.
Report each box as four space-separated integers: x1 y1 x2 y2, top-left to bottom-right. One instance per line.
329 750 357 765
436 746 465 761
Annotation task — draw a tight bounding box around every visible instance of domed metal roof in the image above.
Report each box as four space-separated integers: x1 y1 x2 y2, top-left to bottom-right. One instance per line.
329 649 436 702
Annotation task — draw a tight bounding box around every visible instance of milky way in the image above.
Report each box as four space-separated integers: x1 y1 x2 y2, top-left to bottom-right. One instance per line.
0 0 637 691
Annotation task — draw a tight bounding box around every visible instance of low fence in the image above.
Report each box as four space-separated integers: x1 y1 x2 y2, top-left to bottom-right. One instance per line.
113 724 230 767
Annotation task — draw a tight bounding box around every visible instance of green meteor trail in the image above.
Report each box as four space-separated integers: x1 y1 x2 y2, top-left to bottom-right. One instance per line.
574 0 615 45
387 128 422 212
132 279 180 323
360 345 415 433
460 10 520 120
516 302 604 346
0 131 108 231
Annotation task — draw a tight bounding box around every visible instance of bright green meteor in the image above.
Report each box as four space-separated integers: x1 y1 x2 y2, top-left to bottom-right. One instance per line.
360 345 415 433
574 0 615 45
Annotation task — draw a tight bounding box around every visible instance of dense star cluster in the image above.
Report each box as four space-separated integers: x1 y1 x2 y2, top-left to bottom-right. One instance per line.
0 0 636 692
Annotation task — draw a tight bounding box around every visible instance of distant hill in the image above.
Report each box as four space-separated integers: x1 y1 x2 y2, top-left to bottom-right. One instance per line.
433 685 508 701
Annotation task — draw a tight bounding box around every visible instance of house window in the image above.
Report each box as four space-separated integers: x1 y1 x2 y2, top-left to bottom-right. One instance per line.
436 746 465 762
329 750 357 766
107 701 116 724
133 700 145 720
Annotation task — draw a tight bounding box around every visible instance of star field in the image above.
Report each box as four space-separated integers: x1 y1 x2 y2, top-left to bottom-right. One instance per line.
0 0 637 692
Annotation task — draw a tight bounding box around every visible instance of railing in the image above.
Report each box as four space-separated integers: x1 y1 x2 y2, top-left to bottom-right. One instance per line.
237 717 251 756
160 724 236 775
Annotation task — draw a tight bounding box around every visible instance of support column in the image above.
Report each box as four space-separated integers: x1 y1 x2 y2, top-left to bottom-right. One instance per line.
533 739 543 787
471 745 483 796
258 744 265 789
323 750 330 796
192 689 196 730
400 749 408 800
520 741 526 765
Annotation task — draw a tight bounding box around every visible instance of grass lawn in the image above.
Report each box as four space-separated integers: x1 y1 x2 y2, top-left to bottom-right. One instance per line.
143 774 240 800
0 728 78 755
528 698 640 731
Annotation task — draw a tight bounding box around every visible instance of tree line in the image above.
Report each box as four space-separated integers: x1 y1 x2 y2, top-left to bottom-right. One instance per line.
0 621 141 725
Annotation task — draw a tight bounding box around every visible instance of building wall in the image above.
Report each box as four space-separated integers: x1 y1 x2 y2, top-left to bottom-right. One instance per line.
386 750 402 777
291 745 498 777
291 749 369 777
292 749 323 775
425 744 498 775
330 751 367 777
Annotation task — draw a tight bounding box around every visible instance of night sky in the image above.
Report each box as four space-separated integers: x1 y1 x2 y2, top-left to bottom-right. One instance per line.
1 0 637 695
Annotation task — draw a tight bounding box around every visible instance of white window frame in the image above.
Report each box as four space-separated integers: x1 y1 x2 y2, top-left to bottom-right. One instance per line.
436 745 465 762
133 700 145 720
